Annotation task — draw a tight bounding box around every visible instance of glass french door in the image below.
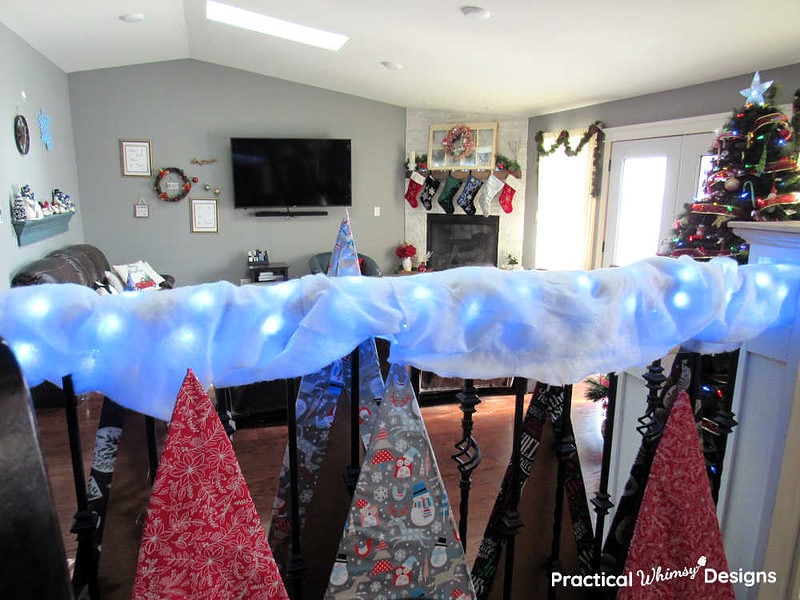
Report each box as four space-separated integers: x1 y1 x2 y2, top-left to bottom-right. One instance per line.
601 133 714 267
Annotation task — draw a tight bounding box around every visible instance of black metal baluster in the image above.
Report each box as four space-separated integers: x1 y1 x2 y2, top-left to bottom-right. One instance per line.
215 386 236 440
285 377 307 599
451 378 482 550
62 375 100 600
591 373 618 572
144 416 160 484
344 347 361 495
708 351 739 500
638 360 667 442
546 385 572 600
501 377 527 600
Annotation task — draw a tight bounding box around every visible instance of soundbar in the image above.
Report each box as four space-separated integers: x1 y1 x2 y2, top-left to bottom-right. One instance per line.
253 209 329 217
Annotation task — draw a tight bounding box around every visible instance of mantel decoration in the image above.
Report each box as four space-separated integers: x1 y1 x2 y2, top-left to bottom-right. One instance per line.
442 124 476 159
154 167 192 202
428 122 498 170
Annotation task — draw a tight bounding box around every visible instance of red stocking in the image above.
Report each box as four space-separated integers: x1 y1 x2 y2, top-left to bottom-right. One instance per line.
498 174 521 214
404 171 425 208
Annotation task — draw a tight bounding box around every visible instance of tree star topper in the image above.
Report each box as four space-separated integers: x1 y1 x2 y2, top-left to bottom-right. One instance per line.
740 72 773 107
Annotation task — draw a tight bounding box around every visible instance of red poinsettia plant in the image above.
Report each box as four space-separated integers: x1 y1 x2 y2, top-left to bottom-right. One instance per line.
395 242 417 259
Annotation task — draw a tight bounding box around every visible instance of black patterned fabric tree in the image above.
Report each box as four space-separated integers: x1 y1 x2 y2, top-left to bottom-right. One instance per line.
663 73 800 262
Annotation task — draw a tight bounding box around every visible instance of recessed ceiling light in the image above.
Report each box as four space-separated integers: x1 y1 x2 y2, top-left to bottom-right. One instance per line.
381 61 403 71
460 6 491 19
206 0 349 51
119 13 145 23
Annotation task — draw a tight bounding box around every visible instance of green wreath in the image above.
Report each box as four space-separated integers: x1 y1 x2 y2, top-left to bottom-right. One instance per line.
154 167 192 202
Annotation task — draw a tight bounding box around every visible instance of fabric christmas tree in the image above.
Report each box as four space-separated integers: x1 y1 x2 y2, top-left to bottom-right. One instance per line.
324 364 476 599
664 72 800 261
268 212 384 576
471 383 595 599
132 370 288 600
617 390 735 599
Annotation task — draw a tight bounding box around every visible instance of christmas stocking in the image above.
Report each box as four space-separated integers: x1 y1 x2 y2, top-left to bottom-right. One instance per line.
404 171 425 208
456 174 483 215
498 174 521 214
437 174 463 214
418 174 440 210
478 173 505 216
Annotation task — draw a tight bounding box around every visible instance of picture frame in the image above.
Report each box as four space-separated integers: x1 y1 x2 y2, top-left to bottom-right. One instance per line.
134 198 150 218
119 139 153 177
190 197 218 233
427 122 498 171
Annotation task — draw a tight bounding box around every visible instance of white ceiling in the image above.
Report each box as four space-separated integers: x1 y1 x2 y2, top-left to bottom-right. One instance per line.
3 0 800 116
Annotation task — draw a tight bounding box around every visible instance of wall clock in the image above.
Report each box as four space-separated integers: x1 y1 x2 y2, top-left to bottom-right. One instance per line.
14 115 30 155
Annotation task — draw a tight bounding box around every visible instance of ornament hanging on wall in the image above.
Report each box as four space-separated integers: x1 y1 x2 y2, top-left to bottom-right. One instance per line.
14 115 30 155
154 167 192 202
37 108 52 151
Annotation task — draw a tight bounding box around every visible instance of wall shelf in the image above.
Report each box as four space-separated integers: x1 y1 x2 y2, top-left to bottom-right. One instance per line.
12 213 74 246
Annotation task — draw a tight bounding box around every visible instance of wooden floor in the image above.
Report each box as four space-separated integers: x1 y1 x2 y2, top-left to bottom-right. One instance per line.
37 385 605 577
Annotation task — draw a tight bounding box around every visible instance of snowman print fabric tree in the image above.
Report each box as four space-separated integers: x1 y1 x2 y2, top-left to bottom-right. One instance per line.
324 364 476 599
664 72 800 261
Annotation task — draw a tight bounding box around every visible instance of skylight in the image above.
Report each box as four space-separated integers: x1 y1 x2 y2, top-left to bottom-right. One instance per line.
205 1 349 51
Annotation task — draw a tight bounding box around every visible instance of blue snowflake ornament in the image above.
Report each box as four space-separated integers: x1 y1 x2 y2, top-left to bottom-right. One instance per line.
38 108 53 151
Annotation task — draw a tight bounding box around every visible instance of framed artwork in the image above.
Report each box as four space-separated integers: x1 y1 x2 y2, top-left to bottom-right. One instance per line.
428 122 498 171
134 198 150 218
190 197 218 233
119 139 153 177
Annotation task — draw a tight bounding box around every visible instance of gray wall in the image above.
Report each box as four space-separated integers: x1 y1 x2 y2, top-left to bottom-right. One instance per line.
522 63 800 268
0 23 84 290
68 60 406 285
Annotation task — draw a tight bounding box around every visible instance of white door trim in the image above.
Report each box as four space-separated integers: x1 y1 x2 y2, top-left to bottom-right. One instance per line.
603 113 728 143
603 104 792 143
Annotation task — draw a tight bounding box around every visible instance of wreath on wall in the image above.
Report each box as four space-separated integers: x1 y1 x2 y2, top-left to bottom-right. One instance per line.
441 124 476 159
154 167 192 202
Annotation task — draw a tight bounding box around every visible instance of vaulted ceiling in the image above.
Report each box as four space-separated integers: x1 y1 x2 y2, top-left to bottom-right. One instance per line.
3 0 800 115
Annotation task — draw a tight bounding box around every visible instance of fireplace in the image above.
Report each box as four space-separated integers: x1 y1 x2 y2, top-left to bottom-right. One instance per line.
426 214 500 271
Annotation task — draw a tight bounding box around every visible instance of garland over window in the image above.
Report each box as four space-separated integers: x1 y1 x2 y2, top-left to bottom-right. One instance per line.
535 121 604 157
535 121 605 199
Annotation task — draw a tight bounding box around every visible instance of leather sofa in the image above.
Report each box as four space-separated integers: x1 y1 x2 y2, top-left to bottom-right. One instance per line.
11 243 174 289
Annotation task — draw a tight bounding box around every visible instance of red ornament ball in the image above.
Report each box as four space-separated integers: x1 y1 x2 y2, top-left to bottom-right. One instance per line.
192 176 199 183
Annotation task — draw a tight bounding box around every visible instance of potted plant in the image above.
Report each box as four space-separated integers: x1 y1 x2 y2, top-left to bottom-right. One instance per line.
395 242 417 272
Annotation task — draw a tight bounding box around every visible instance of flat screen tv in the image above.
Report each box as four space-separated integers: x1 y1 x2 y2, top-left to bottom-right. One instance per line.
231 138 352 208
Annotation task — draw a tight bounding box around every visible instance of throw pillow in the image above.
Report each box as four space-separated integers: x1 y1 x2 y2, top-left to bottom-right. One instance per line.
113 261 165 292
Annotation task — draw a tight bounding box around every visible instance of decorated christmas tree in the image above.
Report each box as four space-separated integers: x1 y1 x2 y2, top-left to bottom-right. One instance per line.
664 73 800 261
